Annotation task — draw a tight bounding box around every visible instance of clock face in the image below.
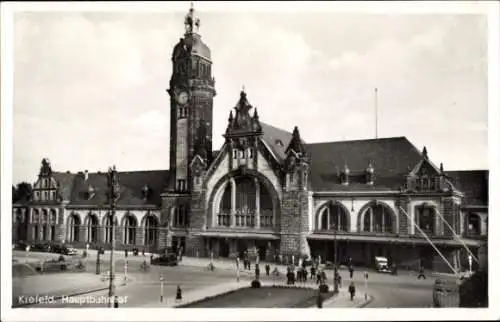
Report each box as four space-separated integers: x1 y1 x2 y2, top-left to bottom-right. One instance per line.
177 91 188 105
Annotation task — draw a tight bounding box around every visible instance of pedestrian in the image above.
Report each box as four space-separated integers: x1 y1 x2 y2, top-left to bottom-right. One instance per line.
125 249 128 258
349 265 354 279
316 271 322 285
176 285 183 302
316 291 324 308
179 246 183 261
321 270 327 283
348 281 356 301
417 265 426 279
255 263 260 280
311 265 316 281
337 274 342 288
265 263 270 276
113 295 119 308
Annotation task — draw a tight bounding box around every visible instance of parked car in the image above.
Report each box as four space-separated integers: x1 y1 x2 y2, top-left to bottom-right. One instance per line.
375 256 391 273
32 242 51 253
61 244 79 256
151 253 178 267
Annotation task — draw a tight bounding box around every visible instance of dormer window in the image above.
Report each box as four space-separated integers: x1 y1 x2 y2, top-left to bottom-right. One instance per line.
142 185 151 199
86 185 95 200
275 139 283 147
341 165 350 185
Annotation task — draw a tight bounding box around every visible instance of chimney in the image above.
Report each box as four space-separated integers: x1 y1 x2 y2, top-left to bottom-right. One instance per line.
84 170 89 181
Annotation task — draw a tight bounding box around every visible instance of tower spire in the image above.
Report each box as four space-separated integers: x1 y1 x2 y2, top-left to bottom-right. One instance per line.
184 2 200 34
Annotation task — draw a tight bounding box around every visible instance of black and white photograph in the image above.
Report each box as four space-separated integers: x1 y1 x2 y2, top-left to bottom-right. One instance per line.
1 1 499 321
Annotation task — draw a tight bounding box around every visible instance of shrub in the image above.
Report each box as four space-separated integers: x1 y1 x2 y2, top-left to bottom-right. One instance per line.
319 284 329 293
59 264 67 271
58 255 65 262
251 280 261 288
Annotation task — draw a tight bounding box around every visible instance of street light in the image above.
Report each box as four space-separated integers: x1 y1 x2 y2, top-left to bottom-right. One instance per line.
107 165 120 308
333 227 339 294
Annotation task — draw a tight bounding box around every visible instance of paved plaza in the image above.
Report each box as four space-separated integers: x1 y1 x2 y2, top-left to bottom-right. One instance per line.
11 250 446 308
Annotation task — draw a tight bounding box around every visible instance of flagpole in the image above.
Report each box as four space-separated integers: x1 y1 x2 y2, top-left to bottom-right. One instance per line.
375 87 378 139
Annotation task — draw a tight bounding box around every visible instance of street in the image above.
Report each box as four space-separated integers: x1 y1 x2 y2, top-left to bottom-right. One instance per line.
13 251 442 308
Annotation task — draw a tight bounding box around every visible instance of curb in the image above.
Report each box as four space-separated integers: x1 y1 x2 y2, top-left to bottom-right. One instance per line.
357 295 374 308
13 279 132 308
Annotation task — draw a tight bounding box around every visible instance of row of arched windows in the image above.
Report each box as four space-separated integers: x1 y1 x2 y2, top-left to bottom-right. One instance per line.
66 213 159 245
316 202 442 235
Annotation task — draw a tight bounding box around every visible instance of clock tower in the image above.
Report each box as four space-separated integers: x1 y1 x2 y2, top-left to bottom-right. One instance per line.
167 4 216 193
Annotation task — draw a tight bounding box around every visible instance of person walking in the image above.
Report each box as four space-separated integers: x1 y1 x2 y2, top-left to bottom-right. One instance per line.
316 290 324 308
417 265 426 279
255 263 260 280
176 285 183 302
311 265 316 281
265 263 270 276
349 265 354 279
348 281 356 301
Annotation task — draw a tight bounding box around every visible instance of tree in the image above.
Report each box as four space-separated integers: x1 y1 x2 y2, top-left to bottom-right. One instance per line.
12 185 17 203
13 182 33 203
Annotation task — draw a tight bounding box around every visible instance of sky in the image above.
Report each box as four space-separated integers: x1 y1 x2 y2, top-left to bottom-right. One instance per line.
11 3 489 184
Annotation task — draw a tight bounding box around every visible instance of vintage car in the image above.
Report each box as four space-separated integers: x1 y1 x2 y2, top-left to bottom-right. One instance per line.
375 256 392 273
151 253 178 267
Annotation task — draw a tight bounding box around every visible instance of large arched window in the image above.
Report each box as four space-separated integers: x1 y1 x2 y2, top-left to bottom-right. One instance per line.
123 214 137 244
67 213 81 242
317 202 349 231
416 205 436 235
144 215 158 245
86 213 99 243
216 175 275 228
360 203 394 233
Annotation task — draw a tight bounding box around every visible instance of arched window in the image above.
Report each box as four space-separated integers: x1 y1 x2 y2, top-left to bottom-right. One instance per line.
317 203 349 231
416 205 435 235
86 213 99 243
50 209 57 241
361 203 394 233
123 214 137 244
67 214 81 242
144 215 158 245
41 209 49 240
103 214 114 244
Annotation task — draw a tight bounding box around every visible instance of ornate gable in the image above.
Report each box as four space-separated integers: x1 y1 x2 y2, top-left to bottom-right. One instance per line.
405 146 452 193
224 90 262 141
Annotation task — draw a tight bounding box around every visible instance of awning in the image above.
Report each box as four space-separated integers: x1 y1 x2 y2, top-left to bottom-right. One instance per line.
308 233 484 247
194 230 280 240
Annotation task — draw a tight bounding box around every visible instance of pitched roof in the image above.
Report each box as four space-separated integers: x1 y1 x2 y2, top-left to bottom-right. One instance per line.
53 170 170 207
53 172 77 201
446 170 488 206
306 137 423 191
260 122 301 161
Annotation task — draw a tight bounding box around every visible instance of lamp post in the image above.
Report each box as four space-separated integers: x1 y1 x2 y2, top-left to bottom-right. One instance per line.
333 228 339 294
107 165 120 308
